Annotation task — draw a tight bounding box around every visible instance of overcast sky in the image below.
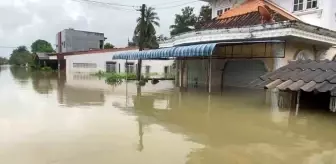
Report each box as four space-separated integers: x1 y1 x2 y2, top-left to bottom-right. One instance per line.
0 0 206 57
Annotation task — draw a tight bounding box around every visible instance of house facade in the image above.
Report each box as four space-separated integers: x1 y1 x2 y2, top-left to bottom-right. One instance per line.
56 29 106 53
63 48 174 77
205 0 336 59
207 0 336 31
153 0 336 92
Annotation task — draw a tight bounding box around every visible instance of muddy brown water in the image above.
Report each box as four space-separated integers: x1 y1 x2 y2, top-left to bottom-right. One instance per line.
1 66 336 164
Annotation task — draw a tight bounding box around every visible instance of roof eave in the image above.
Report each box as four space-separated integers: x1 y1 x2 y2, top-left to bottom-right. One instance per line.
159 21 336 48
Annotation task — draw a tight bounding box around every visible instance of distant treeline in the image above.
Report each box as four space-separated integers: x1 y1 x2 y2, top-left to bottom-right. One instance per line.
0 57 8 65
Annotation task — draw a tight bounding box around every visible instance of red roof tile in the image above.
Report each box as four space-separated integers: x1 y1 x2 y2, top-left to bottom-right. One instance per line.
201 0 300 29
49 47 138 56
218 0 298 21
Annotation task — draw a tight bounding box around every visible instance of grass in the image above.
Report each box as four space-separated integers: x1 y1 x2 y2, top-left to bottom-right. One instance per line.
93 71 175 85
40 66 53 72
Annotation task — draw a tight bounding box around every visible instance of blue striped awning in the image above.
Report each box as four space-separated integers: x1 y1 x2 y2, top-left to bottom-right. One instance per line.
112 43 217 60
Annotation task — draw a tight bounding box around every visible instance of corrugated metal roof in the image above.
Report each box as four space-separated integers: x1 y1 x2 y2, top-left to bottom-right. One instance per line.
251 60 336 93
35 52 50 60
112 43 217 60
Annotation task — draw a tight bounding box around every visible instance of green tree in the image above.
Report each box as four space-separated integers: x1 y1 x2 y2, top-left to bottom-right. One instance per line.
134 5 160 49
195 5 212 29
104 42 115 49
170 7 197 36
157 34 169 42
0 57 8 65
31 39 54 53
9 46 33 66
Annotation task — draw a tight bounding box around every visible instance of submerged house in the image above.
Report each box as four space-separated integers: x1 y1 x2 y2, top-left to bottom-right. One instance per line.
112 0 336 93
39 47 174 77
251 60 336 112
33 52 58 69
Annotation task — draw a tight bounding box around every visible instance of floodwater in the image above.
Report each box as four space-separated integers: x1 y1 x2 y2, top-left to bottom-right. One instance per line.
1 66 336 164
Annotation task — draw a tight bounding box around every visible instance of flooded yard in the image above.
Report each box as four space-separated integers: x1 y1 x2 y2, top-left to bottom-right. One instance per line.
1 66 336 164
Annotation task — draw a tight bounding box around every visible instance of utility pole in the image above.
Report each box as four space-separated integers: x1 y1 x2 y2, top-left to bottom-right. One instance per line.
137 4 146 81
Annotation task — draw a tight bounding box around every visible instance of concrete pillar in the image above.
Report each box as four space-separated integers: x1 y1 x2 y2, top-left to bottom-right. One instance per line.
137 59 142 81
273 58 287 71
208 57 212 93
295 91 301 116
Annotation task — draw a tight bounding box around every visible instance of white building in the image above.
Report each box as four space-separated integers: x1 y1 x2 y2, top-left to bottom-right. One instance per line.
207 0 336 31
144 0 336 91
56 28 106 53
63 48 174 77
202 0 336 60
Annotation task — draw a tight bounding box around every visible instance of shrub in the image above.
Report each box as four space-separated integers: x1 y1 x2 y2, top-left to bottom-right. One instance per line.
94 70 105 77
40 66 53 71
105 73 141 85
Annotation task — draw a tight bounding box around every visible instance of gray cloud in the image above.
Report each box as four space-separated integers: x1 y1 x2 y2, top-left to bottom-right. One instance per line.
0 0 205 57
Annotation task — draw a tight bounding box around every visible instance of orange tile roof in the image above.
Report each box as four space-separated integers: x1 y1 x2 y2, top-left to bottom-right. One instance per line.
218 0 298 21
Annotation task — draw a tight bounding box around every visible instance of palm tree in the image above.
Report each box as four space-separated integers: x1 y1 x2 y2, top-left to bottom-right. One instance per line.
134 5 160 49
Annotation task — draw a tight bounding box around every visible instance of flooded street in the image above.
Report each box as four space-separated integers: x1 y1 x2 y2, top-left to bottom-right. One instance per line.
1 66 336 164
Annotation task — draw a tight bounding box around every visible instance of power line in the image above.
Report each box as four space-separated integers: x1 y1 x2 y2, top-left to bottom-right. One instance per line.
151 0 197 7
73 0 136 8
71 0 139 12
155 0 200 9
0 46 18 49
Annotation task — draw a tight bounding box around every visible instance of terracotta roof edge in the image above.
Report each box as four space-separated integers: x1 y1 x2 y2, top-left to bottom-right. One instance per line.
52 47 139 56
264 0 301 21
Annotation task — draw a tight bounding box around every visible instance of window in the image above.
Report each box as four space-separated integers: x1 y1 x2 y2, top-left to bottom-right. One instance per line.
118 63 121 73
164 66 169 74
125 62 134 73
73 63 97 68
99 40 104 49
224 7 230 12
217 9 223 16
106 61 117 73
145 65 151 75
293 0 304 11
307 0 317 9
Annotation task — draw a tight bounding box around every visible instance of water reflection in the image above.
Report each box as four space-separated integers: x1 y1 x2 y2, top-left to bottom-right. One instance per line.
31 71 60 94
9 66 30 85
1 69 336 164
117 89 336 163
0 65 8 72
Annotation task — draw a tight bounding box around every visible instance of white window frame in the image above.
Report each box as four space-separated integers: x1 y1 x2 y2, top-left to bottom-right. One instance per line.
224 7 230 12
217 9 223 16
293 0 304 12
125 62 135 74
73 63 97 69
293 0 318 12
145 65 151 74
106 62 117 73
306 0 318 9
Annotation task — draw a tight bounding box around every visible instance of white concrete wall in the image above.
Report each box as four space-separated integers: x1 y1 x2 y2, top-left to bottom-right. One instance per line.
142 60 174 76
207 0 336 31
65 73 175 95
64 50 138 74
209 0 234 19
64 50 174 76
